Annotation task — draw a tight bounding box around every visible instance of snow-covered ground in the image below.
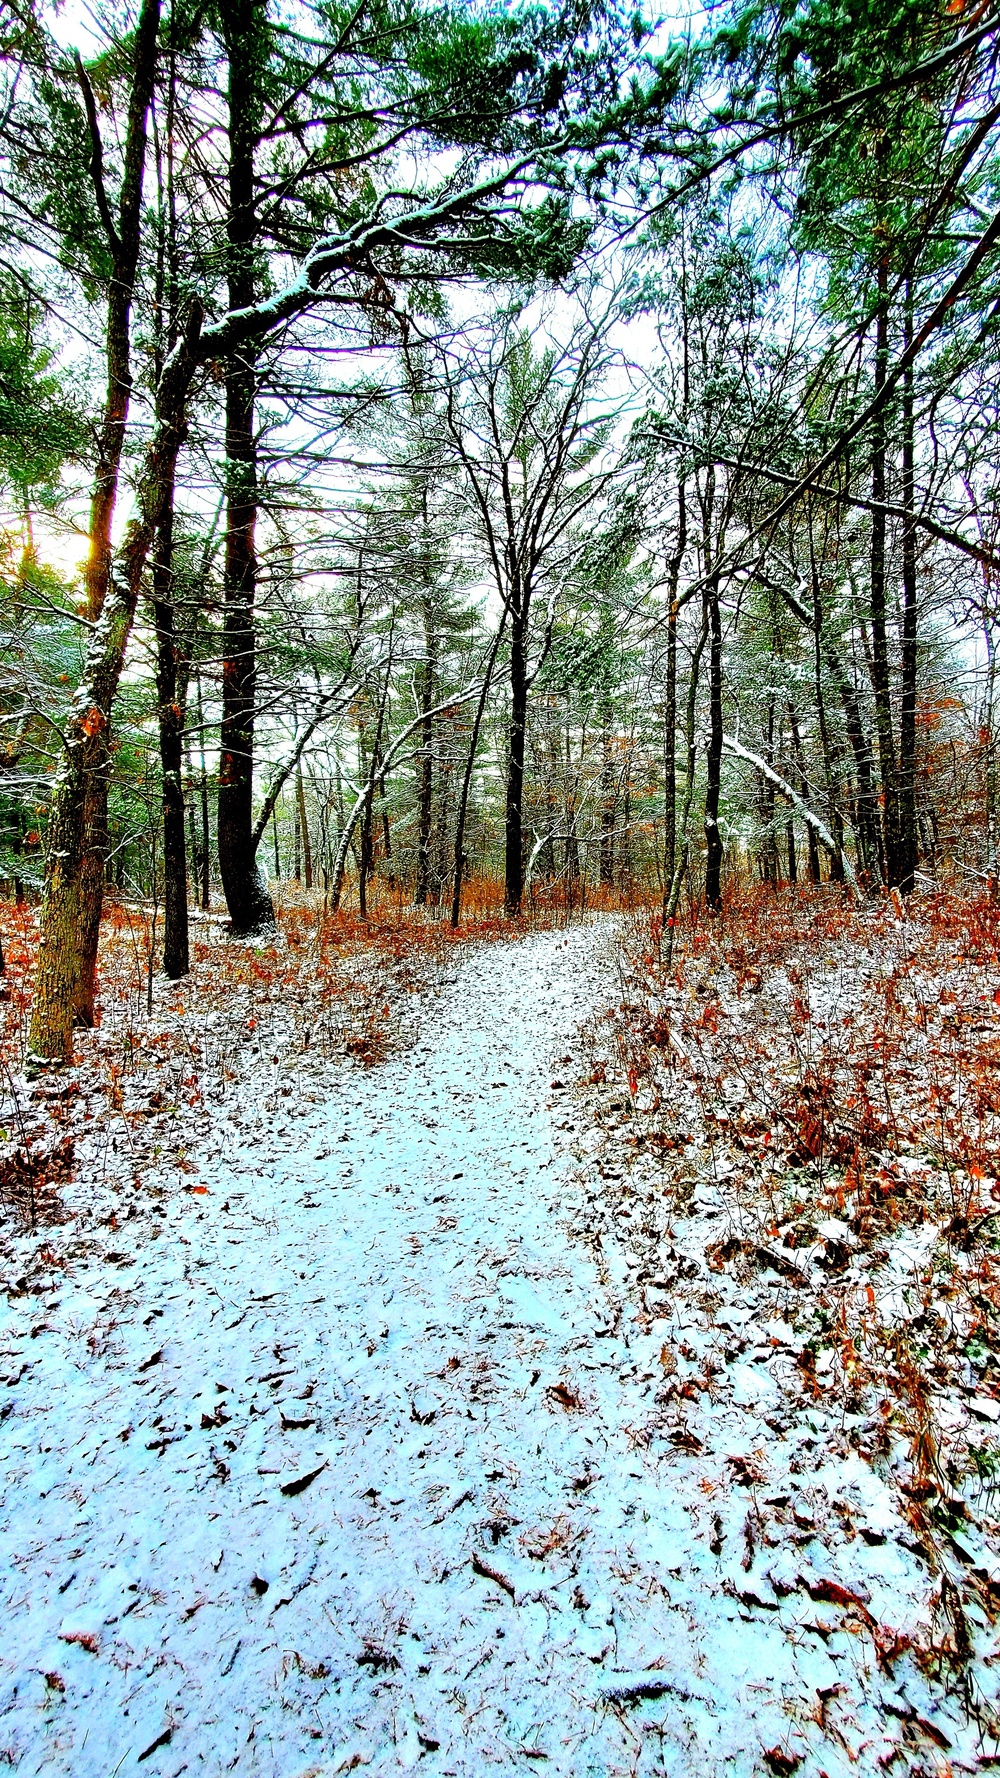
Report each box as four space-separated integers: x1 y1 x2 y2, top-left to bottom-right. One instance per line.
0 926 984 1775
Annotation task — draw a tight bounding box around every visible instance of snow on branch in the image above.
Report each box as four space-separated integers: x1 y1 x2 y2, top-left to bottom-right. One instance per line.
721 732 858 889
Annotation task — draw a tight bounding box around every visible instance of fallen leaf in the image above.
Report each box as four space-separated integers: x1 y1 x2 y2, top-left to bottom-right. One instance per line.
59 1630 99 1654
546 1381 583 1411
799 1575 873 1622
471 1550 516 1597
137 1728 172 1763
280 1462 327 1497
762 1749 801 1776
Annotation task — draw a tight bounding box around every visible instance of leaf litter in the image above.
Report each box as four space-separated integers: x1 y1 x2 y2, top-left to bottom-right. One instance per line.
0 895 996 1774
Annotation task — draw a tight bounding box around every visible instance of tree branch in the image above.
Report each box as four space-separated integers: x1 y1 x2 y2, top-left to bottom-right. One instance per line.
73 52 122 259
655 431 1000 572
721 733 858 888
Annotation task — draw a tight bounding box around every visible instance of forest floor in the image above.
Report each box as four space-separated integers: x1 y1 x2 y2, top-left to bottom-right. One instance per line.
0 891 999 1776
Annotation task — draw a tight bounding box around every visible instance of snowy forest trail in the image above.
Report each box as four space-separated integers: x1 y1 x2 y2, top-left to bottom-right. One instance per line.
0 927 971 1777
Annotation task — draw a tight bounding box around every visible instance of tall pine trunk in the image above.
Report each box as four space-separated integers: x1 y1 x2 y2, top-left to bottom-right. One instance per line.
663 599 677 909
828 645 883 882
451 619 504 928
71 0 161 1026
760 696 778 885
190 666 211 909
898 286 918 893
504 609 528 916
217 0 273 935
662 475 687 917
788 703 821 884
29 311 202 1064
152 36 188 980
703 581 723 911
599 697 615 887
811 568 845 884
296 769 313 889
152 481 189 977
870 262 899 885
665 604 709 966
414 583 436 905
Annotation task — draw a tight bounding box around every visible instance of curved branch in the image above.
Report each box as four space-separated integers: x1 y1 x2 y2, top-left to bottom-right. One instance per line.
722 733 858 888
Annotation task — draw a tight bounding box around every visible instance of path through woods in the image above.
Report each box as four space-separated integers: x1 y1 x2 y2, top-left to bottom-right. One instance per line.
0 928 974 1775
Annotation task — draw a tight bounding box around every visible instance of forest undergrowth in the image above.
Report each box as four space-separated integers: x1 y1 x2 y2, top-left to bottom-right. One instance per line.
579 887 1000 1722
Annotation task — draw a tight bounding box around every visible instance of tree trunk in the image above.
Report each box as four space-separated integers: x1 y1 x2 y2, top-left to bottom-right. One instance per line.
414 583 436 906
504 610 528 916
663 608 678 912
703 581 723 912
152 478 189 977
217 0 273 936
186 794 198 904
870 263 900 885
662 474 688 909
599 698 615 887
71 0 162 1027
898 285 918 893
451 619 504 927
543 782 557 879
72 763 109 1028
565 821 579 885
358 788 373 918
28 309 202 1065
433 753 451 905
380 778 393 887
296 768 313 889
786 817 797 884
664 604 709 968
360 666 393 918
788 705 821 884
760 696 778 884
195 667 211 909
827 644 883 882
619 782 632 892
809 541 848 884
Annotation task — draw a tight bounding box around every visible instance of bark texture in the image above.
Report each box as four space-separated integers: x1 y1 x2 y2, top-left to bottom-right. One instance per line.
29 313 202 1064
153 490 189 978
216 0 274 935
703 583 723 911
504 609 528 916
72 0 162 1026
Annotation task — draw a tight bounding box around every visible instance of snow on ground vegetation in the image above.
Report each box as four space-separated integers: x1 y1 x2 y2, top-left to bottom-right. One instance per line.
0 894 997 1775
577 889 1000 1773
